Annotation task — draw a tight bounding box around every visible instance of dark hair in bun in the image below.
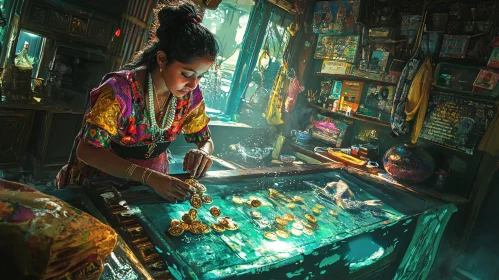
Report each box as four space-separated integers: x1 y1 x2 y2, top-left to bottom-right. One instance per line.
123 0 218 70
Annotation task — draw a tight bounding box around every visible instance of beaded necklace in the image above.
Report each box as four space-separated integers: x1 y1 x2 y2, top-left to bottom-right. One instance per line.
148 72 177 142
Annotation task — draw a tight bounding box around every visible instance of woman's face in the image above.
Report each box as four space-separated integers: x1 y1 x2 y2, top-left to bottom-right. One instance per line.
158 54 214 98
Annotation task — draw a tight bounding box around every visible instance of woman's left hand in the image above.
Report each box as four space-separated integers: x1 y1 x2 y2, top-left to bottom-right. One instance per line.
183 149 213 178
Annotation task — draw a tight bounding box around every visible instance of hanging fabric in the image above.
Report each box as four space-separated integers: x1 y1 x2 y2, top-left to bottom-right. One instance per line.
264 63 287 125
390 59 421 136
284 69 304 112
406 57 433 144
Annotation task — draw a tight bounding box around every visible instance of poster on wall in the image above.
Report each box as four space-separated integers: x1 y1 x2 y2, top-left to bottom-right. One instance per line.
339 80 363 112
313 0 359 35
419 92 497 155
314 35 359 63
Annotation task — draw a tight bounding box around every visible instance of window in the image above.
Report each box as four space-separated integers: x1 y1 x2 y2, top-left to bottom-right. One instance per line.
244 9 292 102
235 6 294 126
200 2 254 113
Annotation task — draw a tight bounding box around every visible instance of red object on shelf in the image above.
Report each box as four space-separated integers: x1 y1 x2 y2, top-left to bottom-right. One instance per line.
115 29 121 37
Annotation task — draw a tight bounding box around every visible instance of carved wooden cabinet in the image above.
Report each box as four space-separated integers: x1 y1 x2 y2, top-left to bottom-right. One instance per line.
0 108 34 168
28 110 83 179
21 0 120 47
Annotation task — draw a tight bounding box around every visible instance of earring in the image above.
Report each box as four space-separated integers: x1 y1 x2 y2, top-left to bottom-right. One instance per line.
160 67 163 73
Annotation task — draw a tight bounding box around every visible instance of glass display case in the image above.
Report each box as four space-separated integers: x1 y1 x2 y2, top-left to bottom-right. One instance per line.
83 165 456 280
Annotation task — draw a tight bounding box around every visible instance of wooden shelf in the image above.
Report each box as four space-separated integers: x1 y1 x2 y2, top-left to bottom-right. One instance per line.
0 102 85 114
308 103 391 128
312 73 397 86
437 57 489 67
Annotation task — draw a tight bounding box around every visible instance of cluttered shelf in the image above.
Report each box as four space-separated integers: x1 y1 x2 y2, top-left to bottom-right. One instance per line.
308 103 391 128
312 73 398 86
286 141 468 205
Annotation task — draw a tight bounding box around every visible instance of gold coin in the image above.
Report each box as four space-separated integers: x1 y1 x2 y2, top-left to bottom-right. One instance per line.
182 214 193 224
287 203 296 209
305 214 317 223
218 217 230 227
282 197 293 203
264 231 277 241
269 189 279 198
227 222 239 231
212 223 225 232
170 219 182 227
276 230 289 239
283 214 295 221
302 222 313 229
261 201 271 207
293 196 304 202
275 217 289 226
315 203 325 209
202 194 213 204
190 194 203 209
275 223 286 230
201 223 211 234
181 222 189 230
191 220 202 226
185 178 197 185
251 199 262 208
189 221 203 234
232 196 244 204
188 208 198 220
189 226 203 234
312 208 321 215
292 222 304 230
303 228 314 235
291 228 302 236
168 225 184 236
210 206 221 217
195 183 207 193
329 210 338 216
250 211 262 219
309 222 319 230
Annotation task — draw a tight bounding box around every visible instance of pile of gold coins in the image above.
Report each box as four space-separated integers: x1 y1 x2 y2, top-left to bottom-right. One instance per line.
232 195 271 220
263 188 322 241
167 179 239 237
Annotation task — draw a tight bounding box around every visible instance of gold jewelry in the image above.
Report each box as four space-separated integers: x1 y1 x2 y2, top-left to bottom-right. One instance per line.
125 164 138 181
144 169 154 185
141 168 153 185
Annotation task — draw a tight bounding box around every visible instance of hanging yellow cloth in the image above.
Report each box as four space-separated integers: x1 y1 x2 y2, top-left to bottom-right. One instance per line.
405 57 433 144
478 108 499 156
264 63 287 125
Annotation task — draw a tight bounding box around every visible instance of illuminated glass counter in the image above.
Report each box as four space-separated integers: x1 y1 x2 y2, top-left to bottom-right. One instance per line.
97 168 456 280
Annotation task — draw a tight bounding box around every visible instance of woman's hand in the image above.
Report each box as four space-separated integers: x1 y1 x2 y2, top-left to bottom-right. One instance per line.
147 172 196 203
183 149 213 178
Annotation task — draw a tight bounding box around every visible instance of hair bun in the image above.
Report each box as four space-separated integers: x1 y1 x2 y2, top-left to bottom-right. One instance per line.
157 1 199 29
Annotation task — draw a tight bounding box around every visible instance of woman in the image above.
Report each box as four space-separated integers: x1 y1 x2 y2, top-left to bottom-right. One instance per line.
57 0 218 203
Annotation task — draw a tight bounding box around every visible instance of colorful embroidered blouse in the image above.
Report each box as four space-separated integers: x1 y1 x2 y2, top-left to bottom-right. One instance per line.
56 67 211 188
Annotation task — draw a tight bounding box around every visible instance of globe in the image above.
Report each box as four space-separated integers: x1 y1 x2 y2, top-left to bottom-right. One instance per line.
383 144 435 184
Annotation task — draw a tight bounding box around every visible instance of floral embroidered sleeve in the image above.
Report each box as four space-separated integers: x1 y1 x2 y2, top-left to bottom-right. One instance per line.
182 99 212 143
82 86 121 149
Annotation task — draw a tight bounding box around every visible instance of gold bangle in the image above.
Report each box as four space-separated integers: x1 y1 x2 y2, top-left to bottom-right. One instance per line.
125 164 138 181
144 169 154 185
141 168 150 185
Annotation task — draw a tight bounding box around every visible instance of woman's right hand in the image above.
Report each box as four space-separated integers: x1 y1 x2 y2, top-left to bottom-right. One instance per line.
147 172 196 203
